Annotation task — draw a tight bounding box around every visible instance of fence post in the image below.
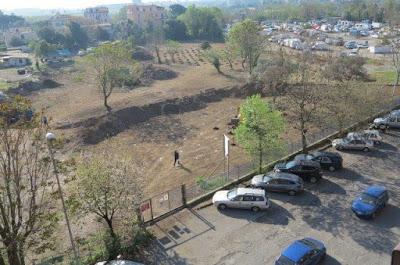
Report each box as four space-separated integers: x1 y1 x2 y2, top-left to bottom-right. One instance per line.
181 184 187 206
149 199 154 221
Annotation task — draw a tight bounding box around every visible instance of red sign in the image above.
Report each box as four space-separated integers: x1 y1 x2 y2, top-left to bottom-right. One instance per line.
140 202 150 213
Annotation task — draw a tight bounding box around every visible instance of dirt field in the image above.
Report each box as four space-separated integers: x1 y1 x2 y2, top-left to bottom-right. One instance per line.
26 41 399 200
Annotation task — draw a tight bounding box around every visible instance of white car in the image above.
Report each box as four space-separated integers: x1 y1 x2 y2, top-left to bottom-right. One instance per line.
347 130 382 145
212 187 269 212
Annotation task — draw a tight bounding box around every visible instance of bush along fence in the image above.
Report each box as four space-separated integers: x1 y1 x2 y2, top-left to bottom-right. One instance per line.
139 99 400 225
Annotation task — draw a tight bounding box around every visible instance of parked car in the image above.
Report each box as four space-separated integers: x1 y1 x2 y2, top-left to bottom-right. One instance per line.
294 151 343 172
372 114 400 130
212 187 269 212
332 136 374 152
274 160 322 183
344 41 358 49
352 185 389 219
275 237 326 265
347 130 382 145
96 261 144 265
250 172 303 195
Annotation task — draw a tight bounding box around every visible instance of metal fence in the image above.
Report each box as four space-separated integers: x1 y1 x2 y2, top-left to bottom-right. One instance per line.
140 96 400 223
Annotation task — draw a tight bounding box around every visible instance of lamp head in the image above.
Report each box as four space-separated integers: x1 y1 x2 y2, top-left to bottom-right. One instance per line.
46 132 56 142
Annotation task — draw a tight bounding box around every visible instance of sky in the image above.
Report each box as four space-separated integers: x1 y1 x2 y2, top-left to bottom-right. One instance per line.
1 0 166 10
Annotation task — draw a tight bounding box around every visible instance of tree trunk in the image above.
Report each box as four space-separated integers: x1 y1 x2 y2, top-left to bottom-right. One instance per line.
258 138 263 173
6 241 22 265
104 218 119 260
155 46 162 64
301 122 307 153
393 69 400 96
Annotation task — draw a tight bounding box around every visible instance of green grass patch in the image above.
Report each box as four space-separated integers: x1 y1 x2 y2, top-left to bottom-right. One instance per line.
196 176 229 191
0 80 13 91
372 70 397 84
366 58 384 66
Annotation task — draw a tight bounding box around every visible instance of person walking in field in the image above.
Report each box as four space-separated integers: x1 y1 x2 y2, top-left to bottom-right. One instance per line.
174 150 180 167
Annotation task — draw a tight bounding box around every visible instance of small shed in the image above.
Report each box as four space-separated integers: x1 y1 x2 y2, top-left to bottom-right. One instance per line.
1 56 30 68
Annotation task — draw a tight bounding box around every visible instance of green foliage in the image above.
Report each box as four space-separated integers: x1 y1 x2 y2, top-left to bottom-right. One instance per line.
29 40 57 58
95 26 110 42
200 41 211 50
9 36 24 47
227 19 265 74
204 48 222 73
196 176 228 191
0 11 25 31
235 95 285 173
165 40 182 63
85 42 141 110
164 19 188 41
169 4 187 18
178 5 223 41
66 22 89 50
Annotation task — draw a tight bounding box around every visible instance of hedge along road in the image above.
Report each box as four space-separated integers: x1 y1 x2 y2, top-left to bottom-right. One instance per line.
147 129 400 265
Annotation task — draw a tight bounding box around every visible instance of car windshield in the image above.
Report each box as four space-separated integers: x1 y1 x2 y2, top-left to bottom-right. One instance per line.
360 193 377 205
276 255 295 265
286 161 297 169
227 189 237 200
263 175 272 182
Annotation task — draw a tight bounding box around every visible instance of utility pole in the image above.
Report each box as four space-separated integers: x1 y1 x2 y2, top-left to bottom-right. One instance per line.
46 132 80 264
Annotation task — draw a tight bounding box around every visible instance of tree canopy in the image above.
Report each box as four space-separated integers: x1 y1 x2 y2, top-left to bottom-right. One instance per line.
235 94 285 173
178 6 223 41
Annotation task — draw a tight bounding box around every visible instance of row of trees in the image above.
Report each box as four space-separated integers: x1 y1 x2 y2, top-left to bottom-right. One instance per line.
235 49 391 171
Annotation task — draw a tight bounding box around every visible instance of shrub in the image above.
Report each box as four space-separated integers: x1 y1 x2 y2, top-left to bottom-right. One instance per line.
200 42 211 50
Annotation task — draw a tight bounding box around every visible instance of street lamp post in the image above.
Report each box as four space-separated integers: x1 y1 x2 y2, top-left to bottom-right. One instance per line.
46 132 79 264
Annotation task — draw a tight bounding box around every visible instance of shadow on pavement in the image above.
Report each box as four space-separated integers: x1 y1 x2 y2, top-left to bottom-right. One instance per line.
325 255 342 265
218 201 295 226
312 178 347 195
142 241 188 265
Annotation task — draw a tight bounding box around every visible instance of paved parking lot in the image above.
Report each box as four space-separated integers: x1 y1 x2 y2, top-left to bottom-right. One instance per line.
147 129 400 265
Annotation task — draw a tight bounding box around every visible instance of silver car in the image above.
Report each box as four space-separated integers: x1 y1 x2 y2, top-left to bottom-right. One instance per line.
251 172 303 196
373 115 400 130
332 136 374 152
212 187 269 212
347 130 382 145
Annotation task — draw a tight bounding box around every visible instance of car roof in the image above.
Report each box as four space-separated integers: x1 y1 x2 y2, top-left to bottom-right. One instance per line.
282 240 312 262
236 187 265 196
365 185 386 198
272 172 300 181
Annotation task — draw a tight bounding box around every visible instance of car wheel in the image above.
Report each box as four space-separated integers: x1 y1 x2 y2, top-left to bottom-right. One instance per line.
379 124 387 130
310 177 318 183
251 206 260 212
363 147 370 152
218 204 227 210
371 212 376 219
328 166 336 172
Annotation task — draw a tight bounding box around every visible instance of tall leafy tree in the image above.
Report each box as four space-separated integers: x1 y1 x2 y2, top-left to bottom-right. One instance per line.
85 42 141 112
68 151 143 260
169 4 187 18
0 97 56 265
178 6 223 41
235 94 285 173
164 19 188 41
227 19 265 74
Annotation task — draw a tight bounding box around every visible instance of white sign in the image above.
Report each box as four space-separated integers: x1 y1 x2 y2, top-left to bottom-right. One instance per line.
224 134 230 157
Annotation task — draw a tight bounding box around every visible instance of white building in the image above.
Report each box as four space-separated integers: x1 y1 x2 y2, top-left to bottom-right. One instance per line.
84 7 110 24
1 56 30 68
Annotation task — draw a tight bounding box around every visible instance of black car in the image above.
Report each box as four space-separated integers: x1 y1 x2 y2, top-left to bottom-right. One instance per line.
294 151 343 172
274 160 322 183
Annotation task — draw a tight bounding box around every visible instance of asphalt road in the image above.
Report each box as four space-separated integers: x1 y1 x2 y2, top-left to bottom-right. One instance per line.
147 129 400 265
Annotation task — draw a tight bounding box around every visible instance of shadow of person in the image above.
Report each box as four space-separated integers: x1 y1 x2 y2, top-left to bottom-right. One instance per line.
178 163 192 173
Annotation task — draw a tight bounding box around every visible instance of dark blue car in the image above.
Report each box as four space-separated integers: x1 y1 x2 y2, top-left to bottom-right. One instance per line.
352 185 389 219
275 238 326 265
